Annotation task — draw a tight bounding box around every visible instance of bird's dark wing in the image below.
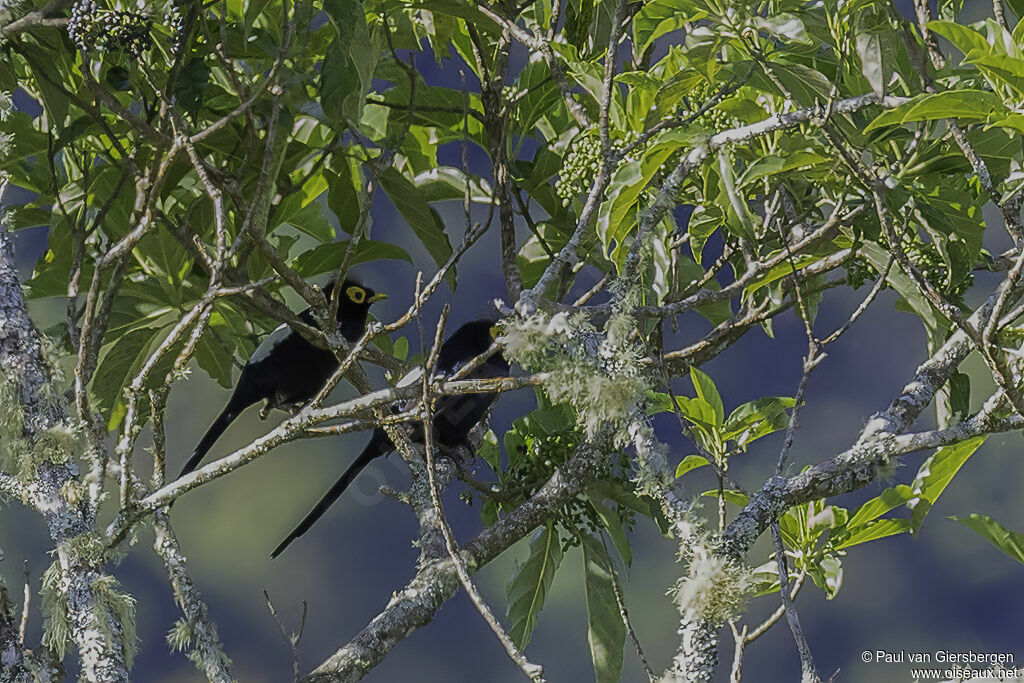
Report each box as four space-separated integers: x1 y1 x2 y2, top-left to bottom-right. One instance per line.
271 428 392 558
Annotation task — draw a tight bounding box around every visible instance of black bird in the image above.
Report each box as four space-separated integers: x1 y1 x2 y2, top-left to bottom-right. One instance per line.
179 279 386 478
271 318 509 558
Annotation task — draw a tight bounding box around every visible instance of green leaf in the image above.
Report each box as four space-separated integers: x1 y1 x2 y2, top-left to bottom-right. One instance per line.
321 0 378 124
587 496 633 567
862 240 947 343
951 514 1024 564
847 485 914 529
716 151 756 242
412 168 493 204
598 130 691 260
326 163 362 235
136 228 190 285
392 337 409 361
909 436 986 532
834 519 911 549
173 59 211 119
273 198 336 243
689 367 724 426
807 554 844 599
597 157 644 257
378 167 455 283
92 326 161 429
632 0 706 60
865 91 1007 132
735 150 827 188
965 54 1024 96
590 480 672 535
674 454 709 478
478 429 500 471
763 63 833 105
856 30 885 97
290 239 412 276
581 534 625 683
755 14 810 43
926 20 990 57
0 112 50 178
721 397 795 446
196 333 235 389
506 523 564 648
18 42 71 125
700 489 749 507
406 0 501 35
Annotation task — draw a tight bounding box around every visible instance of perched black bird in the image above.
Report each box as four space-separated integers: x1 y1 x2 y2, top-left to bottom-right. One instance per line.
271 318 509 558
179 279 386 478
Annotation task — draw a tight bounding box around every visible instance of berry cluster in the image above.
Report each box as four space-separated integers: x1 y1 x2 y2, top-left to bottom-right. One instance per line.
68 0 153 56
554 83 738 207
493 421 636 550
165 1 185 54
844 254 876 290
903 238 973 303
845 237 973 303
555 132 604 205
679 81 738 130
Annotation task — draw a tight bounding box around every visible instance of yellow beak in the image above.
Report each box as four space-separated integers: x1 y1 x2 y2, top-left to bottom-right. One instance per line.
369 292 388 303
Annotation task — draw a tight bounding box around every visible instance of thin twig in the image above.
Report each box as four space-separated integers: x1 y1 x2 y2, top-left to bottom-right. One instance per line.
419 309 546 681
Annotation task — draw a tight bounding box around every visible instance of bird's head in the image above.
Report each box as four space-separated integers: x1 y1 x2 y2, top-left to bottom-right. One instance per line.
461 318 501 347
436 318 508 375
323 278 387 319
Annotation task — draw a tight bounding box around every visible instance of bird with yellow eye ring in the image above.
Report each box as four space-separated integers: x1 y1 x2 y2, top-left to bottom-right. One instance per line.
179 278 386 478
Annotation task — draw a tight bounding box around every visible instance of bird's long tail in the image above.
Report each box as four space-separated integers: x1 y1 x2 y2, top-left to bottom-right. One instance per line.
178 399 247 478
271 430 391 558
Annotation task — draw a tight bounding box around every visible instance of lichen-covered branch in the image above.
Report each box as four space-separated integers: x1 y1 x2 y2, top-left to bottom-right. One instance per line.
0 227 132 681
304 444 602 682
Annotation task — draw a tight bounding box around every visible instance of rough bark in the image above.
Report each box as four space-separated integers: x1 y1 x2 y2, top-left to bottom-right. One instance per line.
0 227 131 681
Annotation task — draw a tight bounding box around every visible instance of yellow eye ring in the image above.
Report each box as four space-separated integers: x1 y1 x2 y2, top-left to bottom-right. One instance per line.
346 286 366 304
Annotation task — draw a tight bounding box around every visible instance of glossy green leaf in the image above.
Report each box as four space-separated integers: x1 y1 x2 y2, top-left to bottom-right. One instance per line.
735 150 827 188
856 30 885 97
196 333 235 389
926 20 990 57
581 534 625 683
378 167 455 281
321 0 378 124
478 429 500 471
674 454 709 478
506 523 564 648
951 514 1024 564
689 367 724 426
632 0 706 60
847 485 914 529
92 326 161 429
965 54 1024 95
865 91 1007 132
834 518 911 549
908 436 986 532
412 168 493 204
808 554 844 599
722 397 795 446
755 14 810 43
701 489 749 507
290 239 412 276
